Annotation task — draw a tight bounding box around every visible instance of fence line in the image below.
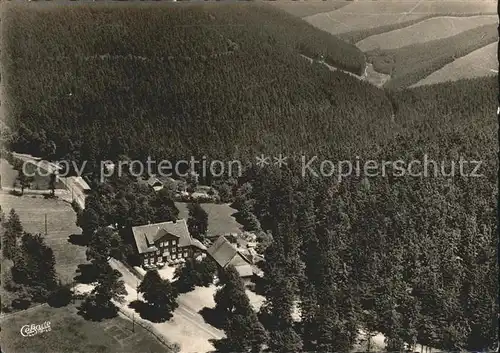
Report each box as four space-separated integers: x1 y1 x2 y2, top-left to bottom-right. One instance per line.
116 305 180 353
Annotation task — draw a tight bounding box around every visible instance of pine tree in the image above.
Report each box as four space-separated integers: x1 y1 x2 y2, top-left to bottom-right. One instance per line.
14 161 34 195
49 172 57 196
187 202 208 241
2 209 23 260
213 266 267 352
260 230 303 353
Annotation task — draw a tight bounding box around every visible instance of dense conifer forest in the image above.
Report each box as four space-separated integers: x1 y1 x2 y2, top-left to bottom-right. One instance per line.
3 3 371 163
1 3 497 352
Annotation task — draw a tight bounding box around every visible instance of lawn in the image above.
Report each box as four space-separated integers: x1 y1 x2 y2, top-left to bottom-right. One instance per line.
357 15 498 51
411 42 498 87
331 0 496 15
1 193 86 284
0 303 171 353
366 23 498 89
176 202 242 238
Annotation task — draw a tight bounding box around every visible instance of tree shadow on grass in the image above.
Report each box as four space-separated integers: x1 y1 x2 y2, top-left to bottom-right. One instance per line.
68 233 89 247
199 307 225 329
128 300 173 323
74 264 99 284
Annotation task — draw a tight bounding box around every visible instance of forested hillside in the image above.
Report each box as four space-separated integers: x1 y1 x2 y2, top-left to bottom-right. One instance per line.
2 3 371 163
244 76 498 352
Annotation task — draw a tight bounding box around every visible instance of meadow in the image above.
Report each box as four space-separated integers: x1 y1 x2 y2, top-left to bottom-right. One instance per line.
367 23 498 89
357 15 498 51
303 0 496 38
305 12 427 36
1 194 86 284
268 0 350 18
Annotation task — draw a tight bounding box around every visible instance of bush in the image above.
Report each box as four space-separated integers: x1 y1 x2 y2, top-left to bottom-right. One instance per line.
48 286 73 307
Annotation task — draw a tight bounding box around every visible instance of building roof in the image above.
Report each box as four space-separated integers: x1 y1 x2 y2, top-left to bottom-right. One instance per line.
138 175 163 188
68 176 91 190
207 236 253 277
132 219 206 254
207 236 238 268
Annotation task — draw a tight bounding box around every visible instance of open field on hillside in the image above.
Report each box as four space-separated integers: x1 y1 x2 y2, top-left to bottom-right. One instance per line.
357 15 498 51
267 0 350 18
367 23 497 89
1 193 85 283
412 42 498 87
0 303 171 353
1 158 65 190
302 0 497 42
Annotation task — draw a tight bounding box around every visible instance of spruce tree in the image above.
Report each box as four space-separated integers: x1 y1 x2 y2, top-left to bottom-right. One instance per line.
2 209 23 260
213 266 267 352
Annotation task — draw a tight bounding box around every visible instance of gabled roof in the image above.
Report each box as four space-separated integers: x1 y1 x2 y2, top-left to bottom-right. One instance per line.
132 219 206 254
234 264 254 278
147 176 163 187
138 175 163 188
207 236 252 272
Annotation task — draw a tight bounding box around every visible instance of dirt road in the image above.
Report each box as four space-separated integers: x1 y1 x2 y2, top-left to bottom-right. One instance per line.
109 258 224 353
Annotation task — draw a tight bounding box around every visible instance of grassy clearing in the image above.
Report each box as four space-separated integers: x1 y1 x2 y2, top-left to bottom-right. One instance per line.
0 303 171 353
357 15 498 51
1 193 85 284
334 1 422 14
0 158 65 191
412 1 497 14
176 202 242 238
366 23 498 89
333 0 497 14
267 0 350 18
338 11 498 43
411 42 498 87
305 11 427 35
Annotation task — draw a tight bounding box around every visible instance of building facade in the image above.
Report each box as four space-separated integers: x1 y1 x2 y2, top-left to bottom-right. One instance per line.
132 219 206 266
